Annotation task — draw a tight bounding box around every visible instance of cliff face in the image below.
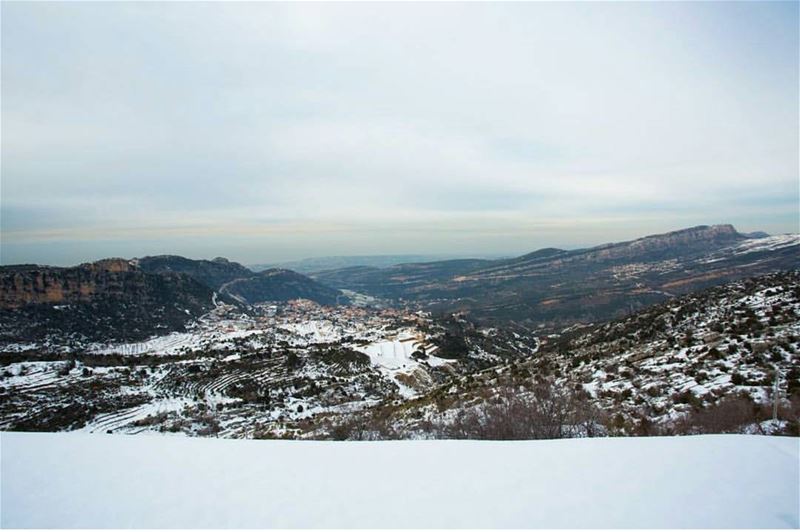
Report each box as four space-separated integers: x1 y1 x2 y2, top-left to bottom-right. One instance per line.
0 260 219 342
0 254 350 342
0 259 140 308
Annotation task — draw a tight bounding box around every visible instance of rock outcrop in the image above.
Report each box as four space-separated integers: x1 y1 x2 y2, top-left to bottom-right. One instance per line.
0 259 136 309
0 260 219 342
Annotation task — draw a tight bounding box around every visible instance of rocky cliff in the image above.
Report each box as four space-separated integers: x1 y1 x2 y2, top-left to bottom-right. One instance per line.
0 259 137 309
0 260 219 342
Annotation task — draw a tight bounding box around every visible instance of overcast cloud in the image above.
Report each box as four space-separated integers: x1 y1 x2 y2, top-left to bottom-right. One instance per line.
1 1 798 265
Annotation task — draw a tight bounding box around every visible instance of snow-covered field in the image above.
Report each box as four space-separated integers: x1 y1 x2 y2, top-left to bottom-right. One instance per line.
1 433 797 528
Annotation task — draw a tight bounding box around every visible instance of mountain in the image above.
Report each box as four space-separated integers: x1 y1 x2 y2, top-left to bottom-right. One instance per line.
0 259 219 343
312 225 799 327
1 267 796 441
249 254 503 274
334 269 800 439
2 226 794 344
743 231 770 239
137 255 347 306
136 255 254 290
219 269 348 306
311 259 492 300
0 255 350 346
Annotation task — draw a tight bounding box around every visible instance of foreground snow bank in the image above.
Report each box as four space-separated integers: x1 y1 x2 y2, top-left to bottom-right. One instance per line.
1 433 797 528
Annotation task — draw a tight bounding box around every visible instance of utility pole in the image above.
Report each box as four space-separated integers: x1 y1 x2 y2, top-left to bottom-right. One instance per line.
773 364 780 423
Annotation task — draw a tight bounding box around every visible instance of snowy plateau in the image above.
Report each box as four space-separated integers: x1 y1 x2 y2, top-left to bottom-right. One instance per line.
1 432 797 528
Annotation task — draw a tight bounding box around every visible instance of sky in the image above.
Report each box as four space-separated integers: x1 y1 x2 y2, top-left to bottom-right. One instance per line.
2 1 798 266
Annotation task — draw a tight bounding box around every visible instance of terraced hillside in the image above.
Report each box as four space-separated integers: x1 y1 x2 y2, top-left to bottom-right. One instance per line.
1 229 796 441
343 270 800 439
0 300 538 438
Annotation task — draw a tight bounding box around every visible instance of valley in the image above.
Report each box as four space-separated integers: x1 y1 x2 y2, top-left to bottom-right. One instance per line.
1 225 798 440
0 297 537 437
312 226 800 328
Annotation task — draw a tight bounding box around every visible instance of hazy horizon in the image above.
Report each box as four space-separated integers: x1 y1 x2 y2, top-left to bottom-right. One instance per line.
0 222 789 268
2 2 798 266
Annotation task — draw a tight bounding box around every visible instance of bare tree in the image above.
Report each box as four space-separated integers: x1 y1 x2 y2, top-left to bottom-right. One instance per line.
439 382 606 440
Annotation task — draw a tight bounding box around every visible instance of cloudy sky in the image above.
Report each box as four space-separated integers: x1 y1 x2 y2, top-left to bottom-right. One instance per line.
2 1 798 266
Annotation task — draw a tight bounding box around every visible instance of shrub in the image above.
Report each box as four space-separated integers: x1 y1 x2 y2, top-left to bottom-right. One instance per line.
673 390 702 408
645 385 661 397
437 383 606 440
57 360 76 377
677 396 761 435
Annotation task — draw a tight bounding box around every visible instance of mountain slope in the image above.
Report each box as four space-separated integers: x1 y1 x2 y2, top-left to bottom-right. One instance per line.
219 269 348 305
138 255 348 306
0 259 218 343
0 255 350 346
250 254 483 274
136 255 254 290
311 225 799 327
374 270 800 438
311 259 492 299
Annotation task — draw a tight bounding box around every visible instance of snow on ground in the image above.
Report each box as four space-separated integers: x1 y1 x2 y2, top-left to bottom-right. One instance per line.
87 324 271 356
703 233 800 263
78 397 195 435
355 334 419 370
351 331 449 397
278 320 342 344
1 433 797 528
734 233 800 254
0 342 40 353
89 331 204 355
